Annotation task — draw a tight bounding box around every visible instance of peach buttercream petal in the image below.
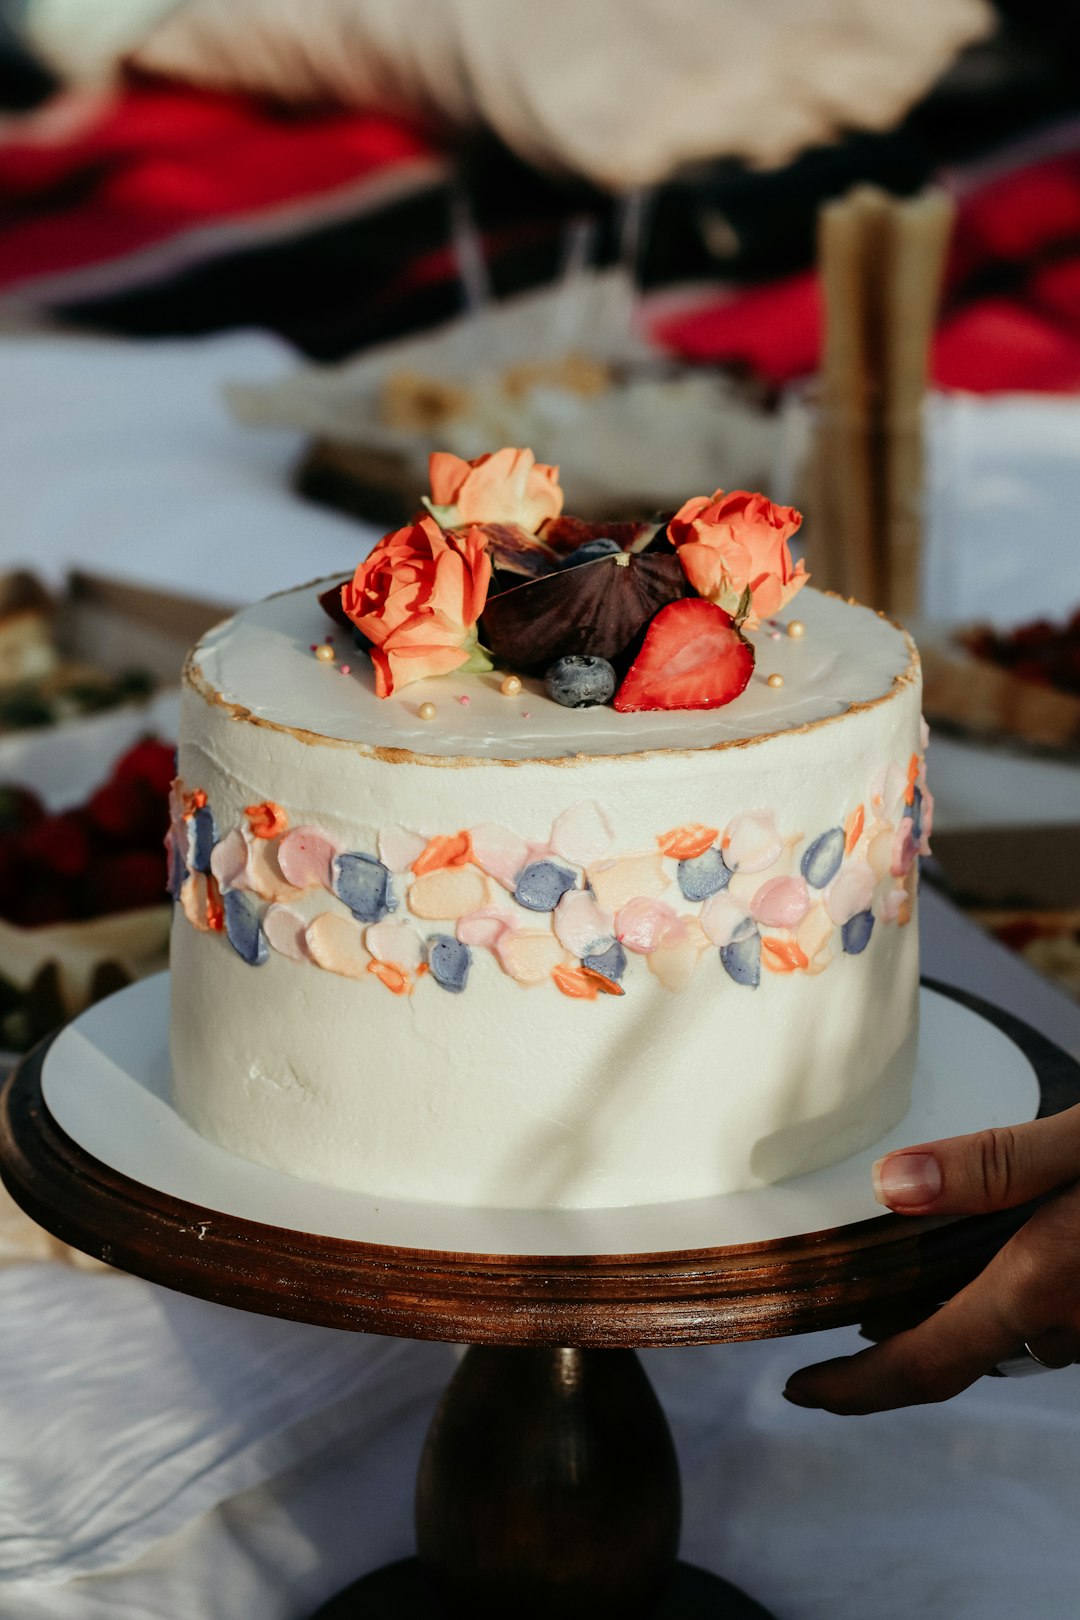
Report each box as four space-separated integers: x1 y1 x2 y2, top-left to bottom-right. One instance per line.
700 890 748 948
456 906 517 948
647 919 709 991
305 912 369 979
495 931 565 986
586 853 667 912
722 812 783 874
824 862 877 926
408 867 489 919
615 897 681 955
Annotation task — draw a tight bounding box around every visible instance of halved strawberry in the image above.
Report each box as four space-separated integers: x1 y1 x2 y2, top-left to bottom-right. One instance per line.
613 599 754 712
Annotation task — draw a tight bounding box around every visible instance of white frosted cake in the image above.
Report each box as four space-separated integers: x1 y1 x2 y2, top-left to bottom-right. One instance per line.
168 490 929 1209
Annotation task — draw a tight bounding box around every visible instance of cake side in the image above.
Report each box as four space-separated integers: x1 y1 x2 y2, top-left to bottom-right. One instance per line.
168 584 927 1209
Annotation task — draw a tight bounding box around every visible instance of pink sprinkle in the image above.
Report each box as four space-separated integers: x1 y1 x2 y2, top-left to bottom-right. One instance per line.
521 710 532 719
339 665 351 675
458 694 471 706
770 631 782 640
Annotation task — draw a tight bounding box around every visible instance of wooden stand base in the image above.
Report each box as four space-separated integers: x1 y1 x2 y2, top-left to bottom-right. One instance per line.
312 1346 774 1620
313 1554 772 1619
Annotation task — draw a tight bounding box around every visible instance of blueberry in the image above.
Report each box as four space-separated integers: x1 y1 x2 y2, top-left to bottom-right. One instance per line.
190 805 217 873
583 940 627 982
223 890 269 966
842 910 875 955
801 827 845 889
427 934 471 993
515 860 578 911
332 852 397 923
720 928 761 988
677 846 730 901
544 655 617 709
561 538 622 568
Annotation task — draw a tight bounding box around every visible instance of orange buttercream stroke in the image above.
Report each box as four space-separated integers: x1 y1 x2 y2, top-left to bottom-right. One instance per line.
761 937 809 973
844 803 865 852
657 824 719 861
411 830 473 876
245 801 289 839
367 960 412 995
552 964 600 1000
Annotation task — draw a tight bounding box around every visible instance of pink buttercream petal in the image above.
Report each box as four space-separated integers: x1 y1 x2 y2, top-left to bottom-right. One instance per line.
456 907 517 948
377 824 427 874
700 891 748 948
264 905 313 962
824 862 877 925
469 822 531 890
550 801 614 866
890 820 918 879
365 919 425 971
553 889 616 957
209 827 248 892
722 812 783 874
278 825 340 890
751 875 810 929
615 896 680 954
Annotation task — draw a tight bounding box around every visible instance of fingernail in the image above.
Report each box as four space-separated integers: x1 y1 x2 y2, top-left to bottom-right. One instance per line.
873 1151 942 1209
782 1378 822 1410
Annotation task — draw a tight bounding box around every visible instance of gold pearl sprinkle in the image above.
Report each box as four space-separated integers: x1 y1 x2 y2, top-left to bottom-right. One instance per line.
786 619 805 639
767 672 785 689
314 643 336 662
500 674 522 697
418 702 438 720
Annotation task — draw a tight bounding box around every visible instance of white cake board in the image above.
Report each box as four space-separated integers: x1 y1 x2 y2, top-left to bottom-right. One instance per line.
41 974 1039 1259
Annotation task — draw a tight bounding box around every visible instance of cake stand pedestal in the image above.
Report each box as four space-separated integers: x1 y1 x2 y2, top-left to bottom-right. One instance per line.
2 980 1078 1619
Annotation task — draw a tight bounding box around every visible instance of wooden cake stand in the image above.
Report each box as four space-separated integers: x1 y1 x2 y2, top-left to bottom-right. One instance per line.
2 979 1078 1619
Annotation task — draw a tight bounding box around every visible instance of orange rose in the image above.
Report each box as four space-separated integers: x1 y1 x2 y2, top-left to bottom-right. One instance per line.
428 447 563 532
669 490 807 625
342 516 492 697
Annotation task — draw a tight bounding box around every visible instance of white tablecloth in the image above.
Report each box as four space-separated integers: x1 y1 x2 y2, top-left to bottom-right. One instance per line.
3 330 1080 1619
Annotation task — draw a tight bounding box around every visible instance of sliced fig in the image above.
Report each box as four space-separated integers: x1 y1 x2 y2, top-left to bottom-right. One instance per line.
539 516 660 556
466 522 559 583
480 551 692 674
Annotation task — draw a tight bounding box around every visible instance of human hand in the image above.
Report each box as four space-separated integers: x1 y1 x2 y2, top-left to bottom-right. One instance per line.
783 1107 1080 1414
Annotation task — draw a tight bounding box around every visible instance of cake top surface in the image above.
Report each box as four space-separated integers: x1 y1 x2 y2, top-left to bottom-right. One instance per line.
188 581 918 763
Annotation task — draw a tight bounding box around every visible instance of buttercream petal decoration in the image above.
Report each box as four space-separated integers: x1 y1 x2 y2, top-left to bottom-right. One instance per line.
870 761 907 826
469 822 531 890
890 819 918 879
245 834 303 904
879 885 908 925
751 875 810 929
550 801 613 866
700 890 748 948
616 896 681 955
866 828 896 881
796 902 834 964
180 873 212 932
209 827 248 892
553 889 615 957
586 853 667 912
378 824 428 874
722 812 783 874
264 904 313 963
278 825 340 890
305 912 370 979
648 919 708 991
495 931 566 986
824 862 877 926
409 867 489 920
223 890 269 967
456 906 517 948
365 919 425 972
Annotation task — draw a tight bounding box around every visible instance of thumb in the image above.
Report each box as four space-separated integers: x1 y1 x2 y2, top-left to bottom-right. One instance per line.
873 1103 1080 1217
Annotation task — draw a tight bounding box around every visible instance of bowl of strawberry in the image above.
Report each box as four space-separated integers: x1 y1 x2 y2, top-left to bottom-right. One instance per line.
0 738 175 1058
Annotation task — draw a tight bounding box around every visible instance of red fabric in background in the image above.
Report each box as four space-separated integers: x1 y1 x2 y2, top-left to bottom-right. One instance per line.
0 82 443 294
654 150 1080 394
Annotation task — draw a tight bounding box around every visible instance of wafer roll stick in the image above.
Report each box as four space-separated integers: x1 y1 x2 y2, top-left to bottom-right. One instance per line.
816 186 891 605
881 188 955 617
